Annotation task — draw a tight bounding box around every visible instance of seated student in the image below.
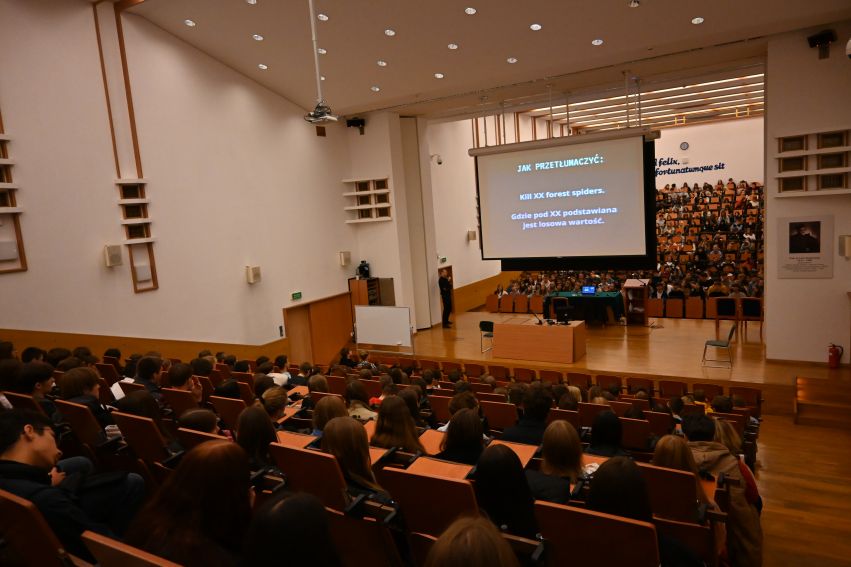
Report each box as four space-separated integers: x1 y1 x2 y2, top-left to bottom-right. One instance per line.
103 348 124 374
126 441 251 566
500 387 552 446
424 516 520 567
436 391 489 434
0 409 145 562
299 374 330 413
260 386 288 426
115 390 182 454
356 350 377 371
189 356 213 379
474 444 538 539
237 406 277 471
288 362 312 388
711 395 734 414
167 363 203 404
132 356 166 408
266 355 292 386
233 360 251 373
683 415 762 566
368 375 396 407
44 347 71 369
0 340 17 360
322 416 394 504
58 366 114 427
8 361 60 421
692 389 713 414
713 419 762 513
586 411 630 458
311 395 349 438
399 388 431 430
651 435 712 506
337 347 357 369
370 395 426 454
253 373 275 399
525 420 583 504
345 380 377 421
244 491 342 567
178 408 221 435
435 408 485 465
21 346 46 363
587 457 703 567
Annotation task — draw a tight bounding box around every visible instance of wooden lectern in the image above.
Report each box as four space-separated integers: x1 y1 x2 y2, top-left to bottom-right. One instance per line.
623 279 650 326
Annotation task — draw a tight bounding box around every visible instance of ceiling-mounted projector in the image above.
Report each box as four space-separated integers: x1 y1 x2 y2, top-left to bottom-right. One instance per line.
305 101 338 124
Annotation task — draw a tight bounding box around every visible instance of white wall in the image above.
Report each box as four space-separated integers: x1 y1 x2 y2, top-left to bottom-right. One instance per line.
764 20 851 363
425 119 502 287
0 1 359 345
654 118 764 184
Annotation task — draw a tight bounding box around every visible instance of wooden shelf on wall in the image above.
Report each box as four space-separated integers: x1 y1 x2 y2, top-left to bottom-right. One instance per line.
342 177 393 224
775 188 851 199
774 129 850 196
0 126 27 274
114 179 158 293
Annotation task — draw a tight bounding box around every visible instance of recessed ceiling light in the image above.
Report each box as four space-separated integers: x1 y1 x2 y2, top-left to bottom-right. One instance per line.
252 34 264 41
448 43 459 50
317 13 329 21
258 63 268 70
691 16 704 25
320 75 326 81
530 23 542 31
371 85 381 92
434 72 445 79
384 29 396 37
591 38 604 46
506 57 518 64
377 60 388 67
464 7 477 15
628 0 640 7
184 19 196 27
245 0 257 4
317 47 327 54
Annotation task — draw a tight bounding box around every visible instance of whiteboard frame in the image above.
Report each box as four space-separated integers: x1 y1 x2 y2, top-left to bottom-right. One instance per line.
354 305 415 352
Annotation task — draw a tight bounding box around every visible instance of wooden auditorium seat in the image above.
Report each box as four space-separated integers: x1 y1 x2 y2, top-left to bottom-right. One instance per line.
118 381 145 396
208 396 248 431
626 377 654 395
513 294 528 313
608 400 633 417
441 360 462 374
692 382 724 400
596 374 623 393
566 372 592 389
528 294 544 314
637 462 705 523
539 369 563 384
645 411 675 437
487 364 510 380
546 408 580 429
176 428 229 451
535 501 660 567
95 362 121 385
465 363 485 379
658 380 688 398
499 295 515 313
325 508 405 567
109 411 175 486
729 386 763 418
478 400 519 431
81 530 180 567
485 294 499 312
3 392 46 414
646 297 664 318
665 298 685 318
685 296 705 319
268 442 349 510
160 388 199 420
578 402 610 428
427 395 452 423
514 367 536 383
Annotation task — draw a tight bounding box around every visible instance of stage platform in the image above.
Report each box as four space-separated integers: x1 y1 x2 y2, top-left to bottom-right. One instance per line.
410 312 850 416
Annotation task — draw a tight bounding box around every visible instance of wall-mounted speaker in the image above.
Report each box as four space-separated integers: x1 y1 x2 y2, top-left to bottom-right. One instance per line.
339 251 351 266
839 235 851 258
103 244 123 267
246 265 262 284
467 230 478 241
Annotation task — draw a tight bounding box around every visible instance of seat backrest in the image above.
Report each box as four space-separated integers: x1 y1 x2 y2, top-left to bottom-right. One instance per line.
118 381 146 396
409 532 437 567
740 297 762 319
637 462 700 522
485 294 500 312
498 295 515 313
665 298 684 317
465 363 485 378
479 400 519 430
514 294 529 313
176 427 229 451
160 388 199 420
578 402 610 428
535 500 659 567
680 404 705 417
326 508 404 567
237 381 255 406
441 361 462 373
658 380 687 398
479 320 495 333
468 382 494 393
546 408 580 429
327 375 347 395
111 411 170 463
596 374 622 392
724 324 737 343
418 359 440 371
381 467 479 536
209 395 248 431
566 372 591 389
475 392 507 403
728 386 762 417
81 530 181 567
692 382 724 400
645 411 675 437
95 362 121 385
626 377 654 395
712 412 746 437
608 400 633 417
268 442 349 510
97 377 116 404
428 395 452 423
231 371 253 383
360 379 383 398
3 392 46 414
0 488 75 566
619 417 652 451
539 369 563 384
529 295 544 314
623 397 651 412
714 297 738 319
487 365 509 380
311 391 345 405
54 399 104 447
652 517 716 566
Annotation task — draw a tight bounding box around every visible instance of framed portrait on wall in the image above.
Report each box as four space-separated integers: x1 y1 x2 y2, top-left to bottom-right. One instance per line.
777 215 833 278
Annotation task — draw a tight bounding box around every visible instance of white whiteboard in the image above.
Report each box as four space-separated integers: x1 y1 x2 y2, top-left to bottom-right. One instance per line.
355 305 413 348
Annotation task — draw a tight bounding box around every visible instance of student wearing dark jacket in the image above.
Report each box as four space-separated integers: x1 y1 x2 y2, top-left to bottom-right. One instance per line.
0 410 145 562
499 387 552 446
58 367 114 427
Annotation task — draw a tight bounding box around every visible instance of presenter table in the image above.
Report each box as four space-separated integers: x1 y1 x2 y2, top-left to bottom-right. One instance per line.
543 291 624 324
492 319 586 364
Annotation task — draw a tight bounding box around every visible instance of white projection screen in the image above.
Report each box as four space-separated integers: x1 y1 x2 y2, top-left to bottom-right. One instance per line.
473 132 656 270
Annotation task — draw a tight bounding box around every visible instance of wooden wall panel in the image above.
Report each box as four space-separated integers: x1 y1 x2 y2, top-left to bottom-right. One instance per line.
453 271 522 313
0 328 288 363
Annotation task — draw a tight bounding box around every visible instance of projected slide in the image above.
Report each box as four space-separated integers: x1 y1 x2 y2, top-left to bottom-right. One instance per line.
477 136 647 259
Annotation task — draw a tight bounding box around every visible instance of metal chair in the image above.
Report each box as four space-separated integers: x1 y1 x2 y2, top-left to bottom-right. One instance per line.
479 320 494 352
702 324 736 367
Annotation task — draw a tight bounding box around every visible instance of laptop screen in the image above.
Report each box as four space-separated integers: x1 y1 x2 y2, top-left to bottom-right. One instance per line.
581 285 596 295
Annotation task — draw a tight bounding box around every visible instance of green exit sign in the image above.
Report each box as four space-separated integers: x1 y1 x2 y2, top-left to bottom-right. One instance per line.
291 291 302 301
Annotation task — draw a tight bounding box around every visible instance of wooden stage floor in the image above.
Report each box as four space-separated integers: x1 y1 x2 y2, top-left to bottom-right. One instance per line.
411 312 850 415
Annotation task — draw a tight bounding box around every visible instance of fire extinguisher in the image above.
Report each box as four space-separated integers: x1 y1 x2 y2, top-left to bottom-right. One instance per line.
828 344 844 369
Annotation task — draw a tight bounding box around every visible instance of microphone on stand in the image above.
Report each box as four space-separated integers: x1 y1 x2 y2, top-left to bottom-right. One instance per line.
531 311 544 325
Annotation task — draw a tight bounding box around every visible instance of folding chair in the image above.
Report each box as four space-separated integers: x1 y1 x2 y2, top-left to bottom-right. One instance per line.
702 324 736 368
479 321 494 352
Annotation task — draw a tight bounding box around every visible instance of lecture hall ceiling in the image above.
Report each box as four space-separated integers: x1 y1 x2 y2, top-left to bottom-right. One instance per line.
127 0 851 117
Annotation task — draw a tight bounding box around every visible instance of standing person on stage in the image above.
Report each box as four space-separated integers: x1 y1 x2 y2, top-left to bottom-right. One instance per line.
439 269 453 328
